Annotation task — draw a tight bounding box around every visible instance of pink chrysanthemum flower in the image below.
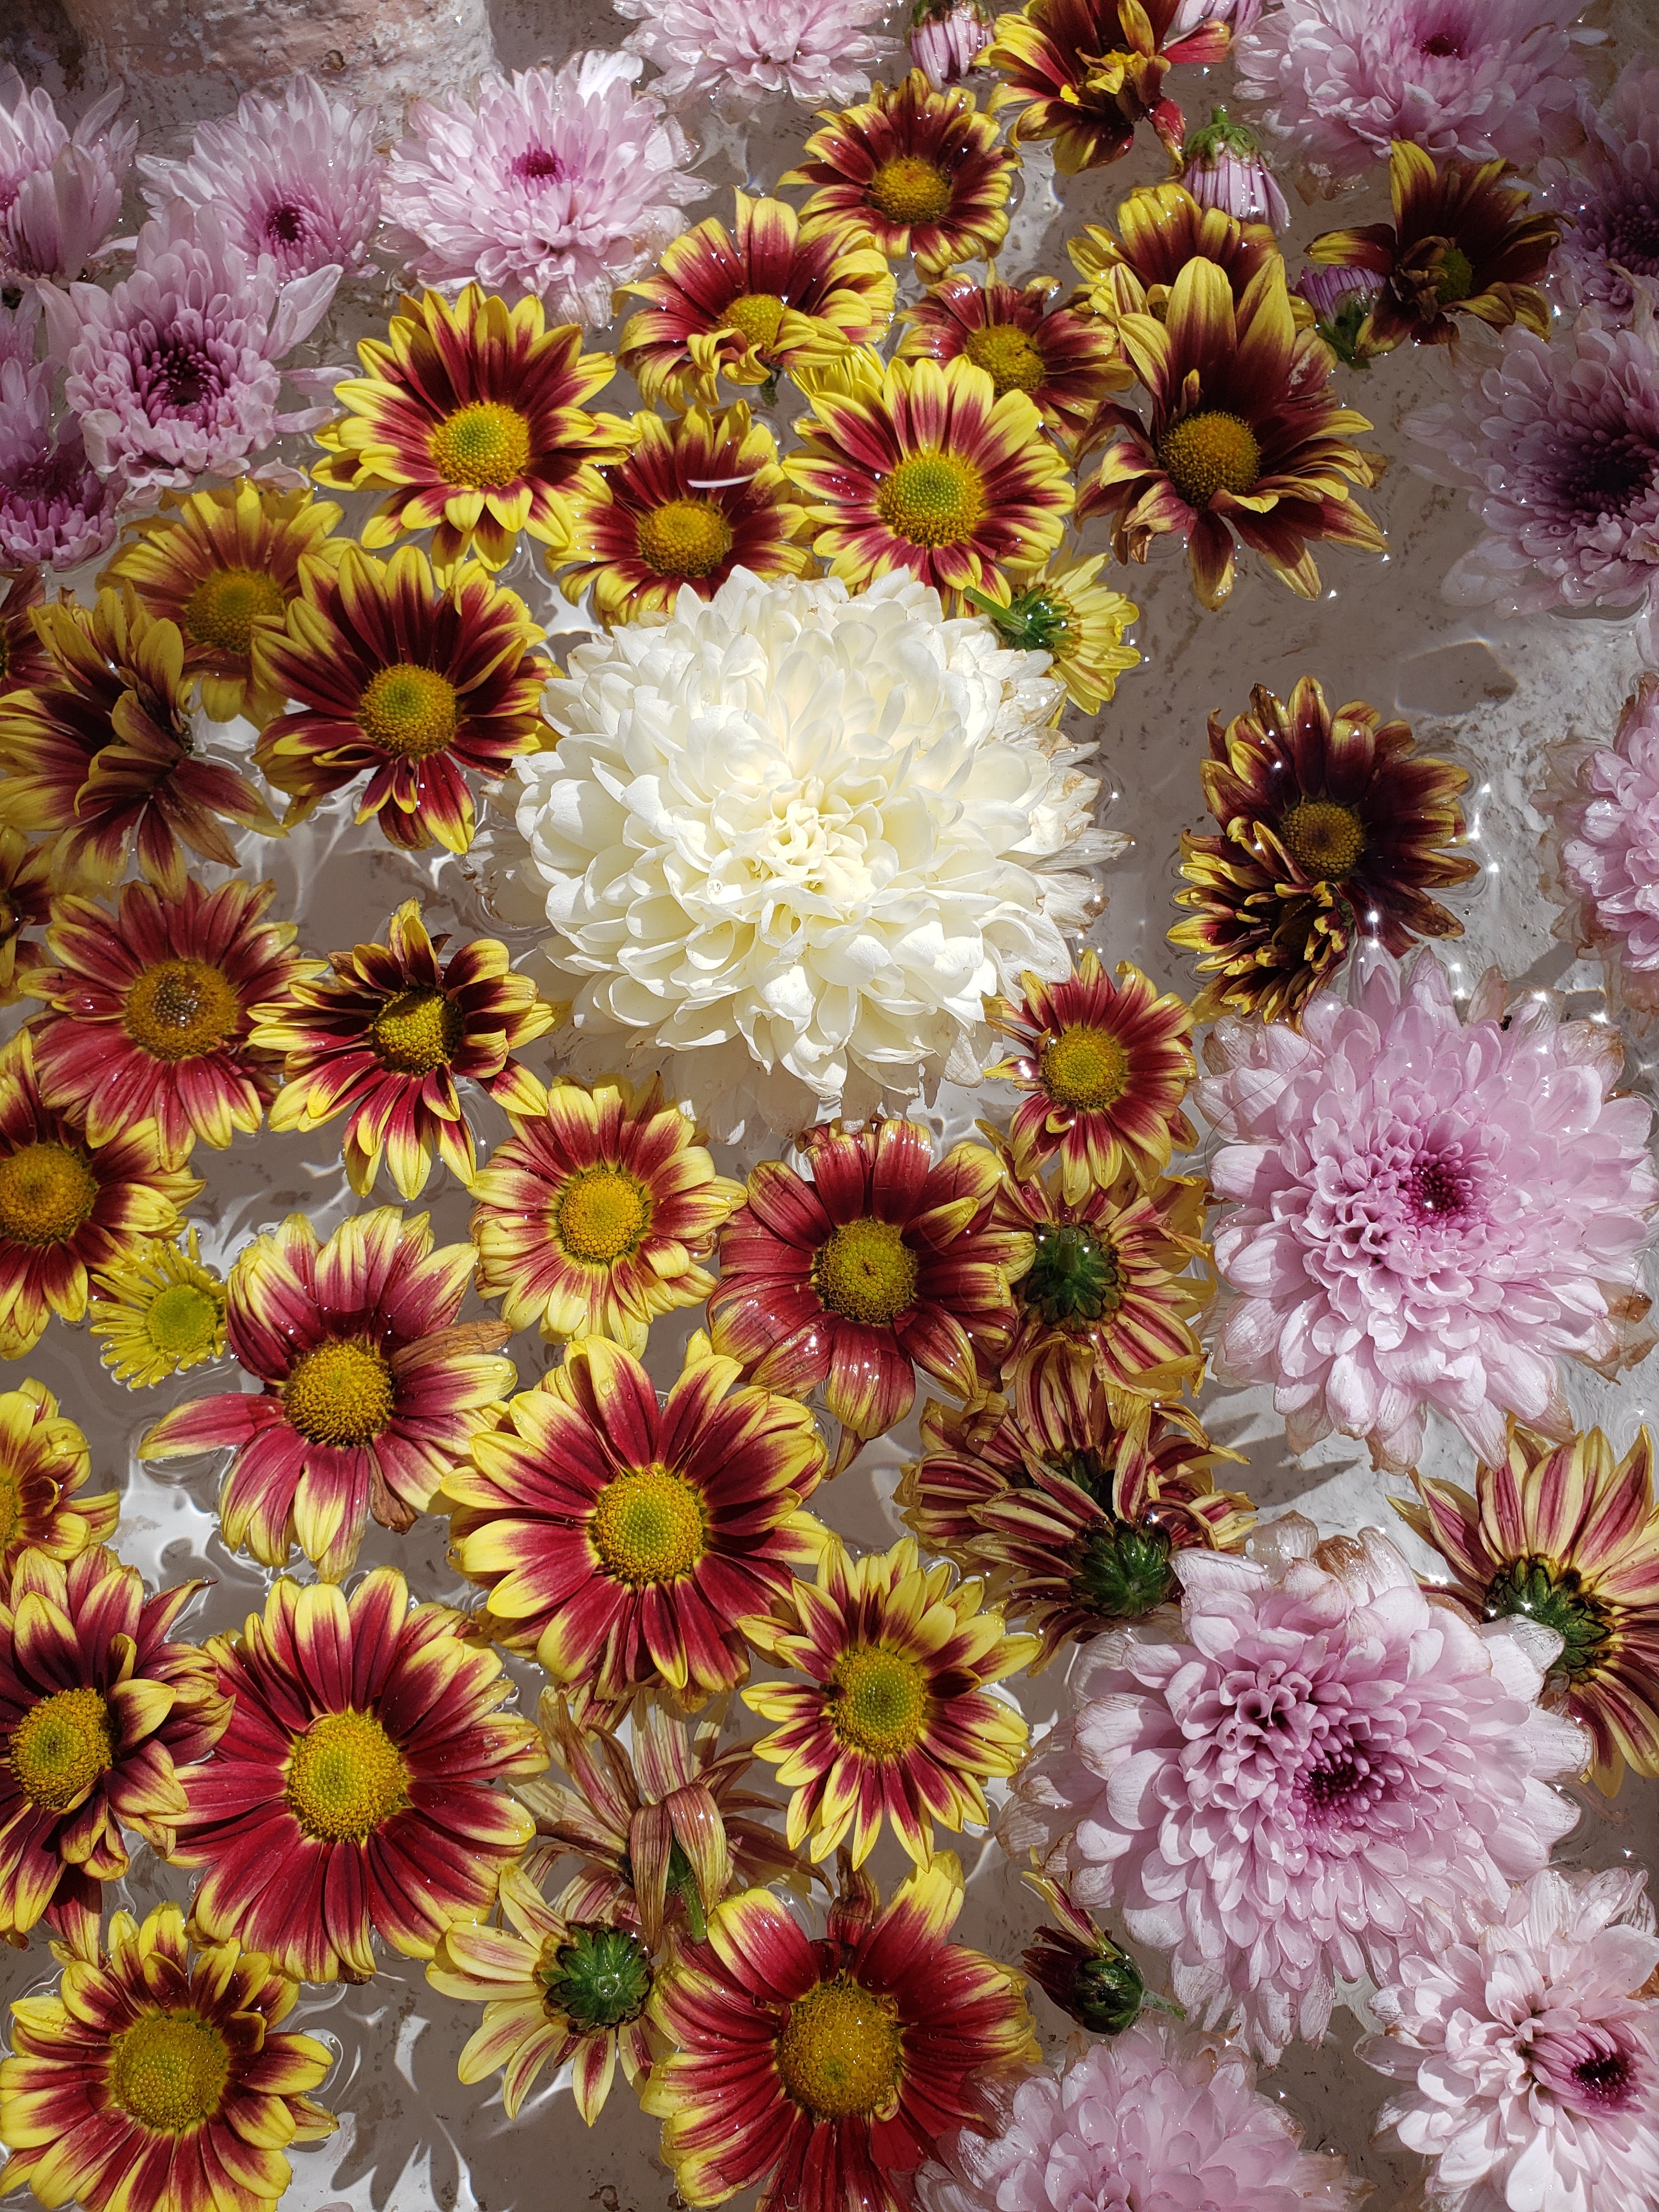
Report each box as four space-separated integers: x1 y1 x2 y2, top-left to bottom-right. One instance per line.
1540 65 1659 321
617 0 898 108
917 2018 1364 2212
383 54 702 328
137 73 383 284
0 360 122 571
1233 0 1588 183
0 72 134 285
1003 1518 1588 2064
0 292 37 369
39 202 340 494
1363 1867 1659 2212
1198 950 1659 1472
1541 675 1659 1021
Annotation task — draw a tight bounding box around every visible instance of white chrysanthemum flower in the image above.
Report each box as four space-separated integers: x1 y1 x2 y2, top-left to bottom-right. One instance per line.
506 568 1112 1131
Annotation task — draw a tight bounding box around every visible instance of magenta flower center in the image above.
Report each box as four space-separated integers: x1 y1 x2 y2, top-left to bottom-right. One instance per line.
134 336 227 426
1532 2022 1645 2116
263 201 312 249
510 145 566 185
1406 1154 1472 1222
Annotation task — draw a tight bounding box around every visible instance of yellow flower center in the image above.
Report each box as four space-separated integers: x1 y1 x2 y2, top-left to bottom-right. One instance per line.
145 1280 224 1362
1278 798 1366 879
428 400 534 490
589 1464 708 1585
1041 1023 1129 1111
635 498 736 579
812 1217 919 1328
285 1709 410 1841
370 987 465 1074
357 664 460 760
723 292 788 349
181 566 287 657
1158 409 1262 507
876 450 987 550
110 2012 232 2134
282 1338 396 1447
9 1686 115 1812
553 1164 653 1266
0 1142 98 1249
869 156 955 226
963 321 1046 396
122 957 240 1063
827 1643 929 1759
777 1974 904 2119
0 1468 19 1547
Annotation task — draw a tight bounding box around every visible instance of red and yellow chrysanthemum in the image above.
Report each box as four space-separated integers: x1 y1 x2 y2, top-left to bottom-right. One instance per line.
967 553 1141 712
0 1903 335 2212
984 0 1226 173
0 832 54 1011
1068 182 1285 332
251 542 546 855
619 193 895 406
784 72 1017 281
141 1206 515 1581
741 1536 1035 1867
470 1074 743 1355
0 568 52 699
898 274 1128 443
312 284 630 574
0 1383 116 1575
89 1229 227 1389
173 1568 542 1984
644 1857 1036 2212
250 897 555 1199
444 1334 826 1712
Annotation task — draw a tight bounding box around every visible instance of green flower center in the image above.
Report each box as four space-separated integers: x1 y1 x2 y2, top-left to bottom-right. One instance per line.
1070 1515 1175 1622
357 664 460 760
635 498 735 579
1432 245 1475 304
1158 409 1262 507
1279 798 1365 879
9 1686 114 1811
283 1337 396 1447
428 400 533 490
812 1216 920 1328
110 2011 232 2134
876 450 987 549
1041 1024 1129 1111
963 320 1046 396
123 957 240 1062
370 987 464 1074
723 292 788 350
827 1644 929 1759
0 1142 98 1249
869 155 955 226
777 1974 904 2119
1483 1557 1612 1680
1024 1222 1122 1328
539 1922 653 2034
553 1164 653 1266
182 566 287 657
590 1464 708 1585
285 1709 409 1841
145 1279 224 1361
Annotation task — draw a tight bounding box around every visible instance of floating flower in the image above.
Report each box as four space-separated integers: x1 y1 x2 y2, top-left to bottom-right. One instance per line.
1179 105 1290 229
0 1381 116 1572
0 827 54 1010
88 1229 226 1389
1005 1518 1587 2062
0 78 133 286
983 0 1226 175
1169 675 1478 1023
1540 62 1659 320
0 1902 336 2212
249 897 555 1200
1200 951 1659 1470
1017 1873 1151 2036
896 274 1128 443
0 1032 199 1362
383 53 702 326
910 0 995 88
644 1857 1036 2212
467 1074 743 1353
741 1536 1035 1867
444 1334 826 1709
1541 675 1659 1020
511 568 1106 1128
173 1567 542 1983
707 1117 1030 1452
0 568 49 699
311 284 628 577
1293 261 1386 366
618 192 895 406
560 403 814 623
1078 257 1385 608
0 362 122 573
966 555 1140 714
615 0 898 108
783 71 1017 280
29 876 306 1166
0 1544 225 1954
252 542 546 855
1068 180 1282 328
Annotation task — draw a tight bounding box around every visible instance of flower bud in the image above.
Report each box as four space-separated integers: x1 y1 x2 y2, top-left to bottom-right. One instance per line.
1180 106 1290 231
909 0 994 88
1024 1917 1148 2035
1293 263 1385 366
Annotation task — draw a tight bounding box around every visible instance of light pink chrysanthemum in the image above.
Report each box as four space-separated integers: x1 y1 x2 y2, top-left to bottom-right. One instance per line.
137 74 383 283
1539 65 1659 321
1234 0 1589 183
618 0 898 108
0 71 133 285
917 2019 1363 2212
38 201 340 494
1363 1867 1659 2212
1199 950 1659 1472
0 292 38 370
1541 675 1659 1021
383 53 702 327
0 359 122 571
910 2 994 91
1172 0 1262 33
1003 1519 1588 2064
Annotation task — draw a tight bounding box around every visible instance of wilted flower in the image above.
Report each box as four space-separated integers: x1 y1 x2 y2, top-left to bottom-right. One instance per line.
616 0 899 108
0 74 133 285
1180 107 1289 230
983 0 1229 175
1019 1875 1150 2036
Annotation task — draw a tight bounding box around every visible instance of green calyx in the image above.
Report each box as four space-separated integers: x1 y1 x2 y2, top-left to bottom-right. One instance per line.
1047 1447 1118 1508
1071 1940 1148 2035
965 584 1071 656
1023 1222 1123 1328
539 1923 653 2035
1070 1515 1176 1622
1318 296 1374 369
1181 105 1263 164
1482 1556 1612 1681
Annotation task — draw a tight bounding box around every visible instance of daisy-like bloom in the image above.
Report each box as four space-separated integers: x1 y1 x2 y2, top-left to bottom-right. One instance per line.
383 53 702 327
173 1568 543 1984
785 355 1071 593
783 71 1017 281
0 1545 226 1954
0 362 122 574
0 569 49 699
1078 257 1386 610
0 1902 336 2212
0 1032 199 1362
468 1075 743 1354
0 828 54 1011
29 877 307 1166
560 404 814 624
88 1229 226 1389
1541 676 1659 1020
1179 105 1290 230
1308 141 1558 353
616 0 898 108
98 480 347 727
1169 675 1479 1024
983 952 1195 1199
910 0 995 89
965 555 1140 715
0 1381 116 1572
250 898 554 1200
312 285 628 578
741 1537 1035 1867
644 1855 1037 2212
1018 1873 1152 2035
1540 64 1659 320
1200 951 1659 1471
1068 181 1282 330
444 1334 826 1709
896 274 1128 445
708 1117 1030 1452
982 0 1228 176
142 1207 515 1581
1362 1867 1659 2212
0 588 280 896
252 542 546 855
916 2018 1364 2212
618 193 894 408
0 76 133 286
1400 1420 1659 1794
136 72 383 283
